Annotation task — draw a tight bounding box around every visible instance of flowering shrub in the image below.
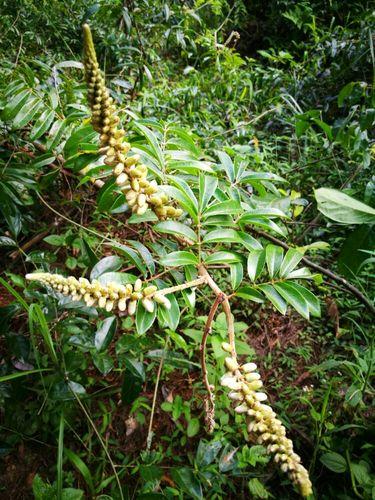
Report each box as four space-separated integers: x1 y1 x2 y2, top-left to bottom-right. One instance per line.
15 25 327 497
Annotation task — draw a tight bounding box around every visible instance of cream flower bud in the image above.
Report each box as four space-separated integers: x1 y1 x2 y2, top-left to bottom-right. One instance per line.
142 298 154 313
221 342 232 353
128 300 137 316
245 372 261 382
134 279 142 292
225 357 239 372
241 362 257 373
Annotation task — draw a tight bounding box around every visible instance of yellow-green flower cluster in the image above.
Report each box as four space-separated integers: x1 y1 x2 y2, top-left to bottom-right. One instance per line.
26 272 171 314
82 24 181 219
220 343 312 497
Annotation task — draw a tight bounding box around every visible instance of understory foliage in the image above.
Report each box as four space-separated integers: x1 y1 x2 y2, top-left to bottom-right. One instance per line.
0 2 374 500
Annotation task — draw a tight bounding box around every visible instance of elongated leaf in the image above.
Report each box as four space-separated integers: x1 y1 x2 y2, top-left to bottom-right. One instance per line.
230 262 243 290
279 248 304 277
95 316 117 351
258 284 287 314
286 282 321 317
162 185 198 221
203 200 242 218
161 251 198 267
64 448 94 495
273 282 310 319
134 122 164 170
12 97 43 129
205 251 242 265
2 89 30 120
247 250 265 281
157 292 180 331
202 228 240 244
0 368 51 383
217 151 235 182
90 256 123 280
235 286 264 303
199 174 218 211
29 109 55 140
265 245 284 277
155 220 197 243
315 188 375 224
111 243 147 275
128 239 155 274
122 357 145 404
136 301 157 335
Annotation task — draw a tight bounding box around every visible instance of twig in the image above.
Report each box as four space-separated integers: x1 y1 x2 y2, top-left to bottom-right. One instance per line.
198 265 236 356
200 293 225 433
146 335 169 451
253 229 375 315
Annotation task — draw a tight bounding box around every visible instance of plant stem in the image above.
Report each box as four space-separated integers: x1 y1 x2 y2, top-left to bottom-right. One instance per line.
146 335 169 452
198 265 236 356
200 293 225 432
152 276 207 296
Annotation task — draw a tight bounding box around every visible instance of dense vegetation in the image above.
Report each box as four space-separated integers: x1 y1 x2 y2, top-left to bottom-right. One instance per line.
0 1 374 499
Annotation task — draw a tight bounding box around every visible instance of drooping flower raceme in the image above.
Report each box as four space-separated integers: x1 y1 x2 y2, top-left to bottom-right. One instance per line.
221 343 312 497
26 272 171 314
82 24 181 219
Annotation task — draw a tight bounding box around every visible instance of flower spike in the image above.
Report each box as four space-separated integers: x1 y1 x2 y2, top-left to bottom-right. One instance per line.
26 272 170 314
82 24 181 219
221 343 312 497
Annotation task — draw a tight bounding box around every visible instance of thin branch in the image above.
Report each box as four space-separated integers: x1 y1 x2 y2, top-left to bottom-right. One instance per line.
253 229 375 315
146 335 169 451
198 265 236 356
200 293 224 433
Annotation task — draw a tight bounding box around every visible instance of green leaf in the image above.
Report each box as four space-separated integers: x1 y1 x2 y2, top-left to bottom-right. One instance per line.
247 250 265 281
162 185 198 222
29 109 55 140
258 284 287 315
43 234 65 246
187 418 200 437
0 236 17 247
64 448 95 494
265 245 284 277
235 286 264 303
12 97 43 128
286 282 321 317
157 292 180 331
203 200 242 218
217 150 235 182
111 243 147 275
279 248 304 277
320 452 347 473
154 220 197 243
2 89 30 121
205 251 242 265
90 256 123 280
273 282 310 319
121 357 145 404
230 262 243 290
171 467 203 500
95 316 117 352
199 174 218 211
196 440 223 467
0 368 52 383
248 478 269 499
136 301 157 335
202 228 240 244
161 251 198 267
315 188 375 224
92 352 114 375
134 123 164 170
